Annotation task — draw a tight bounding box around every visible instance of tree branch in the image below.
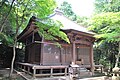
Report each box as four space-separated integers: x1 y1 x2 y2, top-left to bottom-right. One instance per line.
0 0 5 8
0 0 15 32
19 0 30 28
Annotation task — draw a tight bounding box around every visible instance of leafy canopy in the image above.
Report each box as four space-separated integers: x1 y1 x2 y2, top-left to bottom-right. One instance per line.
92 0 120 68
60 1 76 20
94 0 120 13
36 19 70 43
0 0 70 45
89 12 120 42
59 1 89 27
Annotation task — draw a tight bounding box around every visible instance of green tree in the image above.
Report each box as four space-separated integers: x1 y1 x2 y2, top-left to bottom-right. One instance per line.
60 1 76 21
94 0 120 13
0 0 15 45
89 12 120 71
76 16 89 27
93 0 120 71
0 0 15 32
60 1 89 27
0 0 69 78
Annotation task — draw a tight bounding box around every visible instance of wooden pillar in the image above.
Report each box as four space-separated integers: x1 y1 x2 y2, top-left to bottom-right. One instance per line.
32 31 34 42
60 48 62 65
25 46 28 62
28 67 30 73
33 68 36 78
72 42 76 64
40 43 44 65
50 68 53 77
40 38 44 65
90 44 94 75
65 67 67 76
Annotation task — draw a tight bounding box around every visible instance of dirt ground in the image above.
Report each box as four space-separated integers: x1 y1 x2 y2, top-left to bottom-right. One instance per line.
0 68 25 80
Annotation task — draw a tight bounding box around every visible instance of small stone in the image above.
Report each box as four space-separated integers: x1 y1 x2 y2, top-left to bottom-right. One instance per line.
112 75 119 80
0 77 2 79
112 67 120 73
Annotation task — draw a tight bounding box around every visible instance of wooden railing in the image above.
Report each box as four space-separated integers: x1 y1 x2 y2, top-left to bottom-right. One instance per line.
81 64 103 73
17 62 68 78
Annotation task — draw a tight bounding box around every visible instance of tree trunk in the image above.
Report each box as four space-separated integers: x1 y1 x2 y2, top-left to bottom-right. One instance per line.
115 42 120 67
9 40 17 77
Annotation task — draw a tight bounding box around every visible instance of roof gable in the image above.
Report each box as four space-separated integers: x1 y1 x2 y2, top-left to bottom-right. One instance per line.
17 11 95 42
51 9 95 35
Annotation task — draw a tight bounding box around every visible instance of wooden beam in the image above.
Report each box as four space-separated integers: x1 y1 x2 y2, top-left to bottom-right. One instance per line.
35 41 56 45
71 30 94 37
74 40 91 45
35 41 71 47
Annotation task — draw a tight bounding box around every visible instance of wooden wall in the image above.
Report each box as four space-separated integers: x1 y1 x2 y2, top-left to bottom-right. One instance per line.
25 43 41 64
23 30 94 66
42 44 72 65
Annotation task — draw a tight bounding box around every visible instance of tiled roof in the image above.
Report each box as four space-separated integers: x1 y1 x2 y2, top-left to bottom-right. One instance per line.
51 10 94 35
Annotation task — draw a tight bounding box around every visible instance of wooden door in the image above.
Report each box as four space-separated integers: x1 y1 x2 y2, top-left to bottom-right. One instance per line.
76 47 90 65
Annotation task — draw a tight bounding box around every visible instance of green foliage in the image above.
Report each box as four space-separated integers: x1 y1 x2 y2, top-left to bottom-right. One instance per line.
59 1 89 27
36 19 70 43
99 59 110 67
0 0 68 45
89 12 120 42
0 0 70 76
89 11 120 69
60 1 76 21
0 0 15 44
94 0 120 13
76 16 89 27
28 0 56 18
94 41 118 68
0 33 7 44
92 0 120 69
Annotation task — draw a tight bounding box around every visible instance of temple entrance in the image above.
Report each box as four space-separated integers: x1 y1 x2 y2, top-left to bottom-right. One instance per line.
75 44 91 65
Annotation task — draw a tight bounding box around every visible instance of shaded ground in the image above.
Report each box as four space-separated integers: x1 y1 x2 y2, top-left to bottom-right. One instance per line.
0 68 25 80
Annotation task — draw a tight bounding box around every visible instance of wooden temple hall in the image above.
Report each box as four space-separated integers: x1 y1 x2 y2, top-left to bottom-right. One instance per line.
17 11 99 78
